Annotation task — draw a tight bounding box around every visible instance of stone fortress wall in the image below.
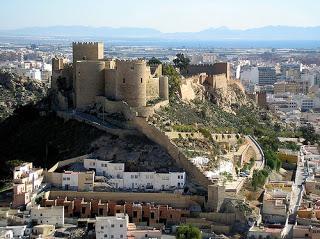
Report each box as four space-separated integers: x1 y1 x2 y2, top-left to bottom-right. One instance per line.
72 42 104 63
75 61 106 109
183 62 230 79
105 60 148 107
51 42 170 110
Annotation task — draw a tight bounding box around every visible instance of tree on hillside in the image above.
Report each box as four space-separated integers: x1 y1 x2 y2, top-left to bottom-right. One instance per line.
163 64 181 98
176 224 201 239
300 124 319 145
173 53 190 70
148 57 162 65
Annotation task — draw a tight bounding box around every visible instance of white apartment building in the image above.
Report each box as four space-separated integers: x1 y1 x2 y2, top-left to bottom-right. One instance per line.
84 158 186 191
84 159 124 179
95 214 128 239
13 163 43 208
62 171 79 191
30 206 64 227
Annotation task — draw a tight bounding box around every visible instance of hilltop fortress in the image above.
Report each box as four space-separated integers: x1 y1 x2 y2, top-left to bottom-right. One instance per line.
50 42 256 207
52 42 168 113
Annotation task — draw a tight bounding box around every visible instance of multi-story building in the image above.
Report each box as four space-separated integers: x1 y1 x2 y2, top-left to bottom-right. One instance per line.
274 81 298 94
262 181 293 224
258 67 276 86
293 225 320 239
95 214 128 239
44 170 95 191
84 158 185 191
30 205 64 227
281 63 301 81
301 98 315 111
12 162 43 208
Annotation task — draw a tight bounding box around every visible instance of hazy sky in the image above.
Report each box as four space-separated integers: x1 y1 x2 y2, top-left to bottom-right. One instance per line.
1 0 319 32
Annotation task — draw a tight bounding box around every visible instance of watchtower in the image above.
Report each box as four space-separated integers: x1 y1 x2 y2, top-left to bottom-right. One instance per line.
72 42 104 64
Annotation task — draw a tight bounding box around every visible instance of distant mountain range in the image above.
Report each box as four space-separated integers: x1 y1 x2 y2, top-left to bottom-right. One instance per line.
1 25 320 41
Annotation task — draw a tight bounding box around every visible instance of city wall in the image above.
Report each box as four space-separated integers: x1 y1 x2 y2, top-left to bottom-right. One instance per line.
45 191 205 209
199 212 242 225
132 117 213 189
56 111 140 138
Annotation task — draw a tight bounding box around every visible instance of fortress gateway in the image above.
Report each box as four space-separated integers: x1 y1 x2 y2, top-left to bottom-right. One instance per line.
52 42 169 111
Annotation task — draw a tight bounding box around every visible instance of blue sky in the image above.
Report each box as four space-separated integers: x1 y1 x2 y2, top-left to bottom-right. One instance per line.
1 0 319 32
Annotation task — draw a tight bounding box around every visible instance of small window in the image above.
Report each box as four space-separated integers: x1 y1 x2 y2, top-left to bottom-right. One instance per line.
120 235 123 238
104 234 108 238
120 224 123 227
141 78 143 83
111 236 114 239
101 226 104 229
123 78 125 83
111 224 114 228
145 234 148 238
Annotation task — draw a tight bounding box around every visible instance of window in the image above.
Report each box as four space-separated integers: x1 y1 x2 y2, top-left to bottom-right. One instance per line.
101 226 104 229
40 213 42 216
145 234 148 238
111 236 114 239
150 212 155 219
104 234 108 238
120 235 123 238
120 224 123 227
111 224 114 228
141 78 143 83
123 78 125 83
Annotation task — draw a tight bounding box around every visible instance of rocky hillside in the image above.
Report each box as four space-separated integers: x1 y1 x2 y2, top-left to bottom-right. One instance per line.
0 70 47 121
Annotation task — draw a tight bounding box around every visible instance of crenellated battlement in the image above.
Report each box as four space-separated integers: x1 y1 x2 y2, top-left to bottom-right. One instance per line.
116 59 146 64
72 42 101 46
190 63 215 67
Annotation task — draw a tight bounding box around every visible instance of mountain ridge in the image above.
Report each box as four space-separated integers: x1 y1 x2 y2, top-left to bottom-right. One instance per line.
1 25 320 40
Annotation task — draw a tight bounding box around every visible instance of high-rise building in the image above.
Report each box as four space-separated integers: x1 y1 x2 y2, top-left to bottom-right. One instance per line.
258 67 276 86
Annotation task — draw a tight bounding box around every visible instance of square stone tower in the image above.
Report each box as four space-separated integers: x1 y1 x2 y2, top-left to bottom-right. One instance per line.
72 42 104 63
